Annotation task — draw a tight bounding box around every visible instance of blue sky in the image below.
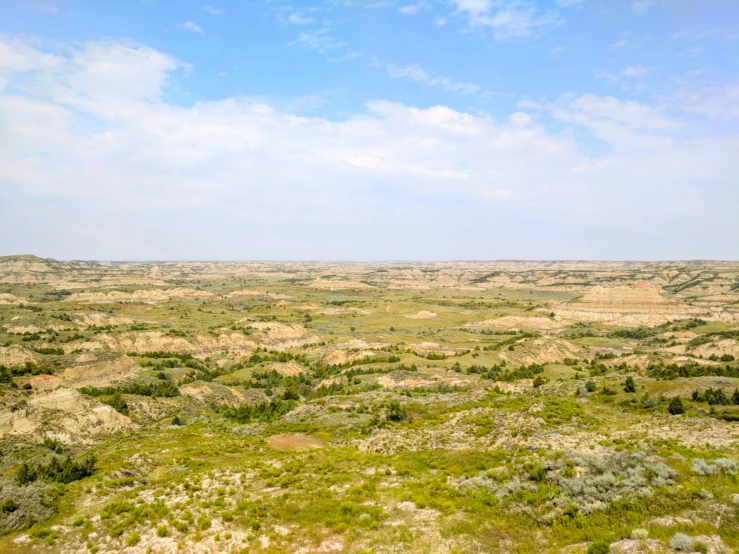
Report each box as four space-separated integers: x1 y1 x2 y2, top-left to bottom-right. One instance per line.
0 0 737 260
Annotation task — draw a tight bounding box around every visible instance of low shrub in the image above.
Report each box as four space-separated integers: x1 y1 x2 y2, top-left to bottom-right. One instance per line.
669 533 693 551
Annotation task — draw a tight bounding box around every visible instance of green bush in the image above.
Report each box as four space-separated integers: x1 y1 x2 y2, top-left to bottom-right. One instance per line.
1 498 18 513
587 541 610 554
692 388 733 406
668 397 684 415
79 381 180 398
220 398 296 424
16 462 38 485
17 455 96 485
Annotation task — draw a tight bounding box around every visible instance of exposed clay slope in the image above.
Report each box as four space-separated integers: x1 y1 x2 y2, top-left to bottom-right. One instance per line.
0 387 134 443
179 381 268 407
62 354 143 388
555 284 709 327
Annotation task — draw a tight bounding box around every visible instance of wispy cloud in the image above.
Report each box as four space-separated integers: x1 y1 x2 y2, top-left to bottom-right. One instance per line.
670 28 727 42
632 1 653 13
287 13 316 24
289 28 348 54
375 60 481 95
34 4 59 13
398 3 424 15
451 0 561 40
183 21 205 35
610 39 628 49
620 65 647 77
202 5 223 16
595 66 649 88
556 0 583 7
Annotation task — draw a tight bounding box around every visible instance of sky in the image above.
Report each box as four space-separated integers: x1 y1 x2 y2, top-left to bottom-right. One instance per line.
0 0 737 261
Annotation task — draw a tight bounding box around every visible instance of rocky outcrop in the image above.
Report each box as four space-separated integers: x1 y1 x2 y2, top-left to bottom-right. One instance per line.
0 387 134 443
263 361 306 377
65 288 213 304
62 354 143 388
554 284 707 327
0 346 41 367
0 293 30 305
465 316 564 331
499 337 582 365
179 381 268 407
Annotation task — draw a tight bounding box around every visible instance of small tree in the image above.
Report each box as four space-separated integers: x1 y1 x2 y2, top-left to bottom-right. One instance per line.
668 397 685 415
623 376 636 393
16 461 37 485
585 380 597 393
386 402 410 422
282 384 300 400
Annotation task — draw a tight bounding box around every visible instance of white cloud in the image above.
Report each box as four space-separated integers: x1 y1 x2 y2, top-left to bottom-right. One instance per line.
202 5 224 15
620 65 647 77
675 83 739 120
556 0 583 6
610 39 628 49
288 13 316 24
34 4 59 13
0 37 736 259
377 60 481 94
632 1 653 13
451 0 561 40
670 28 722 42
398 3 423 15
549 94 681 152
289 28 345 52
183 21 205 34
454 0 490 15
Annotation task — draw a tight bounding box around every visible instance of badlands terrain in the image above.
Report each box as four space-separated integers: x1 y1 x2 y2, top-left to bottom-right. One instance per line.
0 255 738 553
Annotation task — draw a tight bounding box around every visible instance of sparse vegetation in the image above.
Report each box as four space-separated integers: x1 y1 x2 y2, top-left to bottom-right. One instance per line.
1 258 738 553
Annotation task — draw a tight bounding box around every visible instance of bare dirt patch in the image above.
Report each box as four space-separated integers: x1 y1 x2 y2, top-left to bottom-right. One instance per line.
266 433 323 452
405 310 437 319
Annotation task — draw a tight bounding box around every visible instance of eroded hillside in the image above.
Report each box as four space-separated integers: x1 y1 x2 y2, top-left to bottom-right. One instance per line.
1 256 738 553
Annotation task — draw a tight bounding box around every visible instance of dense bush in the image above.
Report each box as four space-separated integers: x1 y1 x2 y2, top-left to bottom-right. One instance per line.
16 455 96 485
470 362 545 382
79 381 180 398
32 347 64 355
668 397 684 415
691 388 738 406
2 362 53 377
220 399 296 424
609 328 655 340
648 362 739 380
0 365 13 384
101 391 129 415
